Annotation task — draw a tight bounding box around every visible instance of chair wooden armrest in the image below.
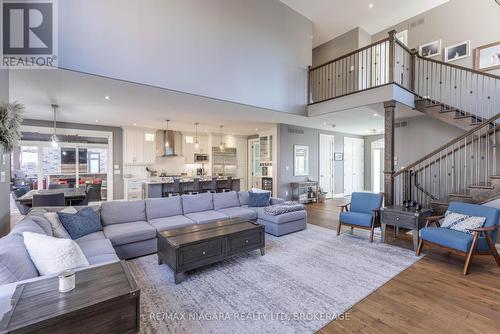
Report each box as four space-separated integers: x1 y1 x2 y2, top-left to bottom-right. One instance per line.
466 225 500 233
425 215 444 227
336 203 350 208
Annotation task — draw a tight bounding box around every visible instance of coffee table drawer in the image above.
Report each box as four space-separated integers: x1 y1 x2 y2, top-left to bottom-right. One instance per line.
179 239 224 266
228 230 263 253
382 211 416 228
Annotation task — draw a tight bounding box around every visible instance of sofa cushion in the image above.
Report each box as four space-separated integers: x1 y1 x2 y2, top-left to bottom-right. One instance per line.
420 227 490 253
339 211 373 227
184 211 229 224
148 215 196 232
238 191 249 206
182 193 213 214
258 209 307 224
146 197 183 220
26 209 53 236
249 191 271 207
100 200 146 226
217 207 257 220
103 221 156 246
77 238 117 259
58 207 103 240
0 234 39 284
213 191 240 210
86 254 120 265
23 232 90 276
75 231 106 243
10 218 46 237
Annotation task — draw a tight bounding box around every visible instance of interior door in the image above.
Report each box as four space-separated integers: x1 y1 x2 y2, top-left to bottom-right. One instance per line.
319 134 335 198
371 139 385 193
344 137 365 195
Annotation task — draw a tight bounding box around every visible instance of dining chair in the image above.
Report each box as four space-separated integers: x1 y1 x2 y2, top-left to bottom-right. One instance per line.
32 193 65 207
221 177 233 192
12 189 30 215
336 192 384 242
48 183 70 190
75 185 102 205
164 178 181 197
184 178 200 195
417 202 500 275
206 177 217 193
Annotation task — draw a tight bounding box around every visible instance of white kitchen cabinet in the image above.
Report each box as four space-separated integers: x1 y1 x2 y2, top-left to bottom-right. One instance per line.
123 128 156 165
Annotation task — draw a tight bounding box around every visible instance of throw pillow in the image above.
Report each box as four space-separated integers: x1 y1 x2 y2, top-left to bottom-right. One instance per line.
22 232 89 276
43 212 71 238
248 191 271 207
57 207 102 240
251 187 271 194
441 211 486 234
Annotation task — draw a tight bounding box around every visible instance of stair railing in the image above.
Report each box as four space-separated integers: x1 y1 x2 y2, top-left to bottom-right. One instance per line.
414 56 500 121
393 113 500 208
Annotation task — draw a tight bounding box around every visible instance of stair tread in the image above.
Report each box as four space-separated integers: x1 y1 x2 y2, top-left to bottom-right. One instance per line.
489 175 500 179
469 184 494 189
449 192 472 198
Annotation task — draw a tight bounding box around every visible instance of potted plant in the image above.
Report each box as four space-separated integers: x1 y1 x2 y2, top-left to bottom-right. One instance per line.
0 102 24 153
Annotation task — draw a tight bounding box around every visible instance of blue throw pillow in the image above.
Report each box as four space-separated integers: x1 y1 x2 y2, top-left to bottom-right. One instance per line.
248 191 271 207
57 207 102 240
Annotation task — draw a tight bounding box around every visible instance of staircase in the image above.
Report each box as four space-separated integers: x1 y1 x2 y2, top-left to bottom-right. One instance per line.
308 30 500 211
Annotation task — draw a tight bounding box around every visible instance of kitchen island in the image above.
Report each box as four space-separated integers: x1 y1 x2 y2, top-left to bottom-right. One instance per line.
143 177 241 198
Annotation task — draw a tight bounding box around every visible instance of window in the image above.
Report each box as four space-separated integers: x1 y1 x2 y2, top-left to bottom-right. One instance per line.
144 133 155 142
185 136 194 144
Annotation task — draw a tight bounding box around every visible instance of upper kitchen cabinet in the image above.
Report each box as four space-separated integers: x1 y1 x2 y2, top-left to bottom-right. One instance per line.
183 133 209 164
123 128 156 165
259 135 272 161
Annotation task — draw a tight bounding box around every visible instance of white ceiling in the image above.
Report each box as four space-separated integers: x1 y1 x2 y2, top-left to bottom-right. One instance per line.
9 69 420 136
280 0 449 47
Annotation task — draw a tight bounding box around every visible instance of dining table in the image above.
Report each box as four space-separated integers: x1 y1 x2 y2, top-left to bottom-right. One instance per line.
16 188 87 206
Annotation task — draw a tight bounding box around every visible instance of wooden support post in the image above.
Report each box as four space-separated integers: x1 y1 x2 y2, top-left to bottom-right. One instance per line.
384 100 396 206
388 30 397 84
410 48 418 92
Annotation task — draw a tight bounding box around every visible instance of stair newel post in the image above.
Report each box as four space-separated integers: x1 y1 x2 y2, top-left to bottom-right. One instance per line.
388 30 397 84
384 100 397 206
410 48 418 93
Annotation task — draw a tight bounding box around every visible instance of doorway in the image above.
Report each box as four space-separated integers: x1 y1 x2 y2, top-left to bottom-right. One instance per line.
371 139 385 193
247 138 261 189
344 137 364 195
319 134 335 198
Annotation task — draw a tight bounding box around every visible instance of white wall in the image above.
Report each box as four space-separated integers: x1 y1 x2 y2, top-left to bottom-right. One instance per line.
58 0 312 115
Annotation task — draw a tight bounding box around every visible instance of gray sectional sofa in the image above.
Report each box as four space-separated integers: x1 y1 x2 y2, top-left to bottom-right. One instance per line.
0 191 307 289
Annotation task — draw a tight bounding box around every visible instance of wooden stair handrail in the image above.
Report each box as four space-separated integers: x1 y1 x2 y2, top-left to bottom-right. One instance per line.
415 54 500 80
394 113 500 177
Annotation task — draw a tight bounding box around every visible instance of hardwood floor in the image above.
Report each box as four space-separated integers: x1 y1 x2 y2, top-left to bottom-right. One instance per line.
307 199 500 334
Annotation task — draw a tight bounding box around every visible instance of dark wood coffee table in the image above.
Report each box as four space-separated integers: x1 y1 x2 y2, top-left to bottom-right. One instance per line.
157 218 265 284
0 261 140 334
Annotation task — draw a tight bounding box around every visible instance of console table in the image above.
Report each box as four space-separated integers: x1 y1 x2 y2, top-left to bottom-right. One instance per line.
0 261 140 334
380 205 432 253
290 181 319 204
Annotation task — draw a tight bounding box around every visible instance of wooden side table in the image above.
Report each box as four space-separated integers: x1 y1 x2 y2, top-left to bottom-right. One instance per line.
380 205 432 253
0 261 140 334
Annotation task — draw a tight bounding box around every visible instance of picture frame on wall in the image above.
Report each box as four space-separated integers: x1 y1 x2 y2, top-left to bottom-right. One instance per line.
444 40 470 62
334 152 343 161
293 145 309 176
419 40 441 58
475 41 500 71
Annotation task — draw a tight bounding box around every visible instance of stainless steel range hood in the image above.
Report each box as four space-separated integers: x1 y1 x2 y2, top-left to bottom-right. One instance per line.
156 130 182 157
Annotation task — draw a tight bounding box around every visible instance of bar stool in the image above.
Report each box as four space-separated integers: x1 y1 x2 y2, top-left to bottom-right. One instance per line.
206 177 218 193
164 178 181 197
185 178 200 195
221 177 233 192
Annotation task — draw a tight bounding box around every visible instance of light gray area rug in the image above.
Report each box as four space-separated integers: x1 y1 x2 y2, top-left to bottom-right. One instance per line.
128 224 421 334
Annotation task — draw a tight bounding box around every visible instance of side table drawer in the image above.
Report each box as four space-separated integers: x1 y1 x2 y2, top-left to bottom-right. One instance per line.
382 211 416 229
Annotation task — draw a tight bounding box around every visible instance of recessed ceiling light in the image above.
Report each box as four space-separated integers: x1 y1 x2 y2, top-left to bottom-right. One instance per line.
369 3 374 9
133 123 137 126
104 95 110 100
322 122 327 126
255 128 258 132
373 113 379 116
95 120 99 123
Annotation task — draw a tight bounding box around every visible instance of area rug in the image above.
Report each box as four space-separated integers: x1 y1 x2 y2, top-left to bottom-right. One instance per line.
127 224 422 334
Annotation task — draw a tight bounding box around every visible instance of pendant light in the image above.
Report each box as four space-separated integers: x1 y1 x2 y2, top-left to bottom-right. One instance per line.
219 125 225 152
165 120 170 148
194 123 199 150
50 104 59 148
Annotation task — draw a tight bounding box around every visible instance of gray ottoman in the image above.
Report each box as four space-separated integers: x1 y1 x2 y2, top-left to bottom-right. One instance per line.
257 209 307 236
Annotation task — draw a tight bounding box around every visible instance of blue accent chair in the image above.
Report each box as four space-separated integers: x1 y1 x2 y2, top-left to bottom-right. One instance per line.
337 192 384 242
416 202 500 275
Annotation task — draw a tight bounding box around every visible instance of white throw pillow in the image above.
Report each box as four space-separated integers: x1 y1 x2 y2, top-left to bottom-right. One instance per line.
23 232 90 276
441 211 486 234
43 212 71 238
